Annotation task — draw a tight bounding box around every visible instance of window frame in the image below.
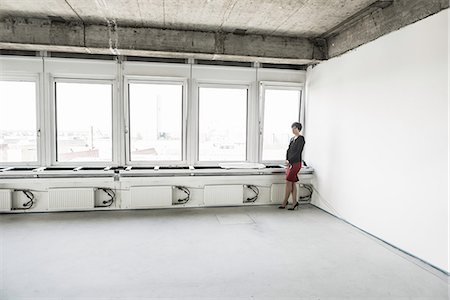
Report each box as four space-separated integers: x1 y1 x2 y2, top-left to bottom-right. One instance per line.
124 76 188 166
195 82 251 165
259 81 304 164
50 76 118 166
0 75 42 167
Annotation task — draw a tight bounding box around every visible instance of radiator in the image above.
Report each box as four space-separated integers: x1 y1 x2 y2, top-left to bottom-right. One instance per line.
130 186 172 208
0 189 12 211
270 183 289 204
271 183 309 204
48 188 95 210
203 185 244 206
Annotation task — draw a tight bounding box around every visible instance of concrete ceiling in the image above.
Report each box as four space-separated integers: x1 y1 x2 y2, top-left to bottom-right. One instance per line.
0 0 377 37
0 0 447 63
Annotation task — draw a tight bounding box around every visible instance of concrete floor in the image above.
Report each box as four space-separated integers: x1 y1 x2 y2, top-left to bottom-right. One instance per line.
0 205 448 300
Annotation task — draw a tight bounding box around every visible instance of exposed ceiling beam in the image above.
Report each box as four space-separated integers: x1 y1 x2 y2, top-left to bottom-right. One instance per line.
321 0 394 39
0 1 447 64
327 0 449 58
0 17 325 64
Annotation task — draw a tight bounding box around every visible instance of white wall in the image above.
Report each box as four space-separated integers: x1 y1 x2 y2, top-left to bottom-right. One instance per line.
305 10 449 273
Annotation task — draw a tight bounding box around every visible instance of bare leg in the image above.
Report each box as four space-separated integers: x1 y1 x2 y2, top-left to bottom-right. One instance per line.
292 183 298 205
282 181 292 207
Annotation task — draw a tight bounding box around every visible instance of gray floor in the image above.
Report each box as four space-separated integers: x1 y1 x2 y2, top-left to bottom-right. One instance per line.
0 205 448 300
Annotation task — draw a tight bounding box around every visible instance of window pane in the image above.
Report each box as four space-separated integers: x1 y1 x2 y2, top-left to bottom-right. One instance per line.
262 89 301 161
199 87 247 161
129 83 183 161
0 81 37 163
55 82 112 162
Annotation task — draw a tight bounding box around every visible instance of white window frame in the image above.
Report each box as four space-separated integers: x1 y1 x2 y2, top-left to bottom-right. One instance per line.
259 81 304 164
124 76 188 166
50 76 118 166
0 74 42 167
195 82 251 165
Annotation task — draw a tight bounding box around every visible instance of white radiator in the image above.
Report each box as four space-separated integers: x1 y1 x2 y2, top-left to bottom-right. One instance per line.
270 183 291 204
48 188 95 211
130 186 172 208
204 185 244 206
0 189 12 211
271 183 312 204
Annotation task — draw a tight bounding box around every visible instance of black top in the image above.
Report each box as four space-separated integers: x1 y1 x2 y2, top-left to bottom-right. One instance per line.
286 135 305 164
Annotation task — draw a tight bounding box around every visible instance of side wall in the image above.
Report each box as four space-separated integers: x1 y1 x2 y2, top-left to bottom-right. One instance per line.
305 10 449 273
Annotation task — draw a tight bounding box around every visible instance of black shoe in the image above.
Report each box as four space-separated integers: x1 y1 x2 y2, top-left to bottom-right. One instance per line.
278 202 288 209
288 202 299 210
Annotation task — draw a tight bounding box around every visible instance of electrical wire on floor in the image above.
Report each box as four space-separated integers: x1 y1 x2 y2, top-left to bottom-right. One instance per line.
12 189 35 210
174 186 190 204
244 185 259 203
309 184 341 218
98 188 115 207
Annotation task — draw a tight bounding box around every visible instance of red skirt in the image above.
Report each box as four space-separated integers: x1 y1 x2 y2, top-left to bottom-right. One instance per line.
286 162 302 182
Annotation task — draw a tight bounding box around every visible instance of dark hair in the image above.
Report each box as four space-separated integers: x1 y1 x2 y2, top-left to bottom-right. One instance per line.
291 122 302 131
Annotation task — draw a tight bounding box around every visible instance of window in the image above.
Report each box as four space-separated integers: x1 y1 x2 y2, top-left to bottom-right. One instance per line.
0 80 38 163
128 82 183 162
55 82 113 162
198 86 247 161
262 88 301 161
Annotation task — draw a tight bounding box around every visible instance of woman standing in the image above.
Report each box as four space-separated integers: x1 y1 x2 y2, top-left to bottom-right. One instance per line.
278 122 305 210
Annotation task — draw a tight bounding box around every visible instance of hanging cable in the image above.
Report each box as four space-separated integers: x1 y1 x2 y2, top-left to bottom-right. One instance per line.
99 188 115 207
22 190 34 209
298 184 313 202
245 185 259 203
12 189 35 210
174 186 190 204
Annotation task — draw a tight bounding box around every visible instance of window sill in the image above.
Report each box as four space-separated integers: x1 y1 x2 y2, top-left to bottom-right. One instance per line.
0 165 314 179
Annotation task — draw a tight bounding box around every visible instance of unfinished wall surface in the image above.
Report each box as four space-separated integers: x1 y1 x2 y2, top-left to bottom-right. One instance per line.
305 9 449 273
